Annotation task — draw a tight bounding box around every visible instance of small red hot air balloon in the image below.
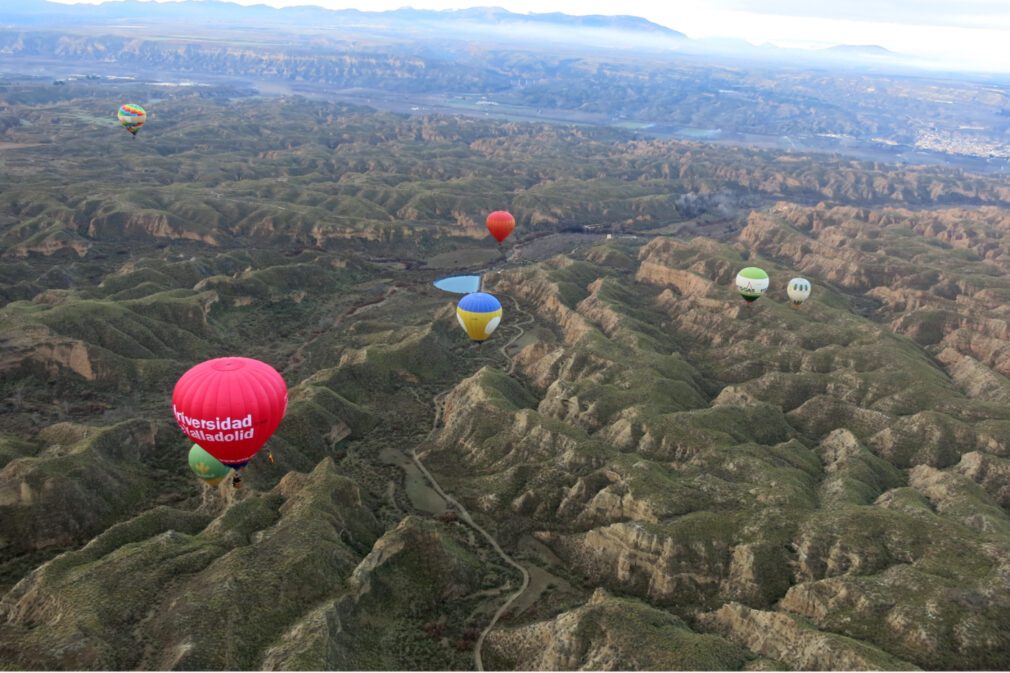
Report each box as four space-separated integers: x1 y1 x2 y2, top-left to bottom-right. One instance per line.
486 211 515 244
172 357 288 474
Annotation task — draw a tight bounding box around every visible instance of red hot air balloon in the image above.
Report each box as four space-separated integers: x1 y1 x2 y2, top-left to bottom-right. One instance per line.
486 211 515 244
172 357 288 470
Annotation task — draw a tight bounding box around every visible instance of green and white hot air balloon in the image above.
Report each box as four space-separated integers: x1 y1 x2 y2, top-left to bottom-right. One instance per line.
787 277 811 307
736 267 769 303
188 444 231 487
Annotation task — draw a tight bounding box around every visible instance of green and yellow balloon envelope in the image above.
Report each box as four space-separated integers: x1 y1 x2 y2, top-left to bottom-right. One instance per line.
735 267 769 302
456 292 502 341
188 444 230 487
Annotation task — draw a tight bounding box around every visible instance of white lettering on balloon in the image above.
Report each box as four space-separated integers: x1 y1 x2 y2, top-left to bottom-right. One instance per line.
173 405 256 441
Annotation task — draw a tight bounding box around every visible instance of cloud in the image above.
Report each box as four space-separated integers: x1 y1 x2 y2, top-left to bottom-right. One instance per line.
702 0 1010 30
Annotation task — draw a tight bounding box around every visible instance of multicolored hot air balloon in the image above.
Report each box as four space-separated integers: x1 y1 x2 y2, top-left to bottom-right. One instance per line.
787 277 811 307
117 103 146 137
172 357 287 486
188 444 230 487
486 211 515 244
736 267 769 303
456 292 502 341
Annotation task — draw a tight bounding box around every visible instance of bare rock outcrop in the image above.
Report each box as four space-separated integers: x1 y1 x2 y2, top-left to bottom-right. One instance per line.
701 602 918 670
485 588 749 670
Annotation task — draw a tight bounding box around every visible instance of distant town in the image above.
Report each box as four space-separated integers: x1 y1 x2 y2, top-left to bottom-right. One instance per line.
915 128 1010 159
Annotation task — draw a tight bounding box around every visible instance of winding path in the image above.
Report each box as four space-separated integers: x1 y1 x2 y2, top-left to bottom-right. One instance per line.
332 235 585 670
407 293 538 671
500 295 536 377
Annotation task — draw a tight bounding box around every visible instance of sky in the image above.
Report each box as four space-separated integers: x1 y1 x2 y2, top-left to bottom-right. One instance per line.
52 0 1010 72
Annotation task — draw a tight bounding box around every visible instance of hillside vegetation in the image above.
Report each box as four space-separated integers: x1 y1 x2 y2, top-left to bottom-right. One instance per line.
1 81 1010 670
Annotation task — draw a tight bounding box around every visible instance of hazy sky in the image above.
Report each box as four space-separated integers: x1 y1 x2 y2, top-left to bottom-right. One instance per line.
54 0 1010 72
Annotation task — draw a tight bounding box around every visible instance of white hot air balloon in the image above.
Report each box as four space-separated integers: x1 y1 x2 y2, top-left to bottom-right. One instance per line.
787 278 811 307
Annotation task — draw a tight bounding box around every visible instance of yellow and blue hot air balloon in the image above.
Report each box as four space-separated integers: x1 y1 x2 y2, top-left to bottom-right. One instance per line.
456 292 502 342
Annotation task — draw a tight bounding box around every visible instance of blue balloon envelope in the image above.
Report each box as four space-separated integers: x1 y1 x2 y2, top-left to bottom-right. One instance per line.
434 275 481 294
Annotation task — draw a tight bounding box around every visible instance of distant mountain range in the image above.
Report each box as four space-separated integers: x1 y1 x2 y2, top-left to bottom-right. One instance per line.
2 0 686 39
0 0 927 72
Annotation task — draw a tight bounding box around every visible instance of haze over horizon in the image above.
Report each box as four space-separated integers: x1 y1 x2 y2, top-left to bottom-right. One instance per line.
46 0 1010 74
